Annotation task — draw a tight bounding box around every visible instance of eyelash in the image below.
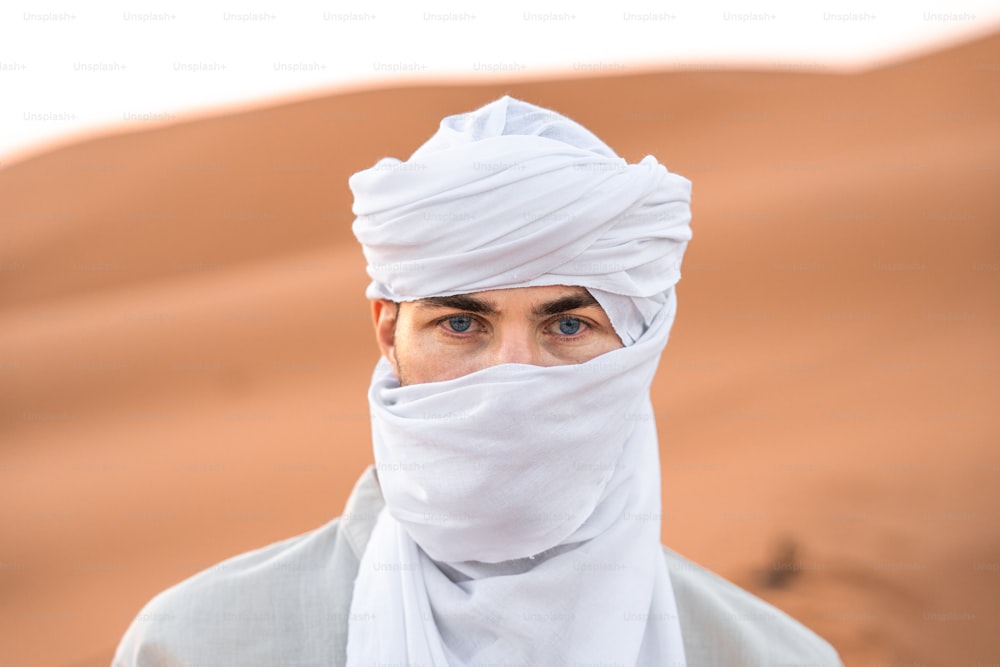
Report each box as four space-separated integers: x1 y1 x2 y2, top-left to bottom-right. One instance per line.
435 314 590 338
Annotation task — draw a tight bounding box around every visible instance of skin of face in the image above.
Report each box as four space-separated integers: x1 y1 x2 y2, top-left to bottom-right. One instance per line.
371 285 624 386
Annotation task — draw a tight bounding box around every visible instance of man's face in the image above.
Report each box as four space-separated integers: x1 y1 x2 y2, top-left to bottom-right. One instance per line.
371 285 624 385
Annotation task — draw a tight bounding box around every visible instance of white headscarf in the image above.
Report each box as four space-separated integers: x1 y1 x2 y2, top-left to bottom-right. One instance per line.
347 96 692 666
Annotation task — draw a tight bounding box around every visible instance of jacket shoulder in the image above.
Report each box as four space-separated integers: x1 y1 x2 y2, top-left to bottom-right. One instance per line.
665 548 843 666
112 516 359 666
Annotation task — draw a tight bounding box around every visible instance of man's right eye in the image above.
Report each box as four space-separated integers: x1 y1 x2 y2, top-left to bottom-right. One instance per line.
446 315 473 332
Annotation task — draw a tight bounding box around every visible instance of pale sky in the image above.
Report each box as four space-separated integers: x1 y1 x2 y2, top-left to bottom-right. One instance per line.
2 0 999 164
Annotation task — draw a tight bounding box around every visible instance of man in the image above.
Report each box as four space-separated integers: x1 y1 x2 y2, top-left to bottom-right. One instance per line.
114 96 842 665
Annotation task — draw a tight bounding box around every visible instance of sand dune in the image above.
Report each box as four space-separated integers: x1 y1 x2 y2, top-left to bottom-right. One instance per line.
1 31 998 665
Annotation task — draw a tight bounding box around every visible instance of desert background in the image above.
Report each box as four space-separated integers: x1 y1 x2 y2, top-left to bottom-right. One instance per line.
1 30 998 666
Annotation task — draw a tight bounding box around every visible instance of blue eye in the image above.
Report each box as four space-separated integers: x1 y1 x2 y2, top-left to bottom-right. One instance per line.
558 317 582 335
447 315 473 332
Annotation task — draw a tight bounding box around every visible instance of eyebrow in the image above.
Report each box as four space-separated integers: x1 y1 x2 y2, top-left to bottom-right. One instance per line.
415 294 498 314
414 289 600 318
531 290 600 317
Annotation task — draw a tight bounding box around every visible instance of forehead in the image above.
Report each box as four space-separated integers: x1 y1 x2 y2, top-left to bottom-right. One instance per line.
454 284 592 302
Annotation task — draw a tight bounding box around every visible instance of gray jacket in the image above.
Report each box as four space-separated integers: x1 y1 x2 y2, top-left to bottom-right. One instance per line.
114 467 842 666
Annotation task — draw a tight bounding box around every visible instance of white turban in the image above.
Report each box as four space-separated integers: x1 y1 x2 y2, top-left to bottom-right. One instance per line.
346 96 692 666
351 95 692 344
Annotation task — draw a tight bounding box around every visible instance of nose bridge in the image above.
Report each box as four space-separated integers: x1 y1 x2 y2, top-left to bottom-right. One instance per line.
491 323 541 366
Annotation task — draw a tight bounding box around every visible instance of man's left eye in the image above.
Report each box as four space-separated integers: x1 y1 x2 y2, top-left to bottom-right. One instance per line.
556 317 582 335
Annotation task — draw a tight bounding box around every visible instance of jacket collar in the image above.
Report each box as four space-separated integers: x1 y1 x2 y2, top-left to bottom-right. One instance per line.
339 465 384 559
